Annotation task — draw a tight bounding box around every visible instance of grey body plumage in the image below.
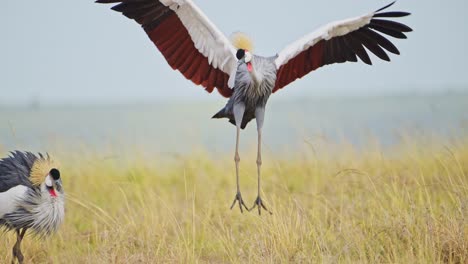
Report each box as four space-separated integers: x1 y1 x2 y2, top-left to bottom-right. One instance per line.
1 186 65 237
213 55 277 129
0 151 64 263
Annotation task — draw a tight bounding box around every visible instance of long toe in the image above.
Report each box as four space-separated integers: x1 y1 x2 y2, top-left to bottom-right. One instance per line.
251 196 272 215
230 192 249 213
12 251 24 264
12 245 23 264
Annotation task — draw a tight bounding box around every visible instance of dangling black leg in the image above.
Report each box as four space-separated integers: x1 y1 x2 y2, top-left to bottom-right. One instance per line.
12 228 27 264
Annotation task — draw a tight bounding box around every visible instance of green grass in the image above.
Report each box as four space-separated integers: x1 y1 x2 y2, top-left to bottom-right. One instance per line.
1 136 467 263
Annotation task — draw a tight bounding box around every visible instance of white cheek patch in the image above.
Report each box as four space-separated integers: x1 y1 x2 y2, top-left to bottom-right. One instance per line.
245 52 252 63
45 175 53 188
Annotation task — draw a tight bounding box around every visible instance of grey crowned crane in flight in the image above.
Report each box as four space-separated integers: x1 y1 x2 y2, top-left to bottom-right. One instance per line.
97 0 412 214
0 151 64 264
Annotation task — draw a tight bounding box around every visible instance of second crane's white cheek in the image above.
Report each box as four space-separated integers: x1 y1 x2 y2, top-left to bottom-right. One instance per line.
44 175 58 198
45 176 53 188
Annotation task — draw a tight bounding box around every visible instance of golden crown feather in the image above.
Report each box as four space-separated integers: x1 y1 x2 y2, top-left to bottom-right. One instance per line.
231 32 254 51
30 155 60 186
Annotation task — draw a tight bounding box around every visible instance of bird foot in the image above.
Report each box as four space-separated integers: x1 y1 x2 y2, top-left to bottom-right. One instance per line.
230 192 249 213
251 196 272 215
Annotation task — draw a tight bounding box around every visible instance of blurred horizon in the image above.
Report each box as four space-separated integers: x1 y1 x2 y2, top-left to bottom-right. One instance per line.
2 93 467 155
1 87 467 107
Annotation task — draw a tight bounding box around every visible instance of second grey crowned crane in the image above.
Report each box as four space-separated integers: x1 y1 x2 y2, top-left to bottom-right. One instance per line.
0 151 65 264
97 0 412 214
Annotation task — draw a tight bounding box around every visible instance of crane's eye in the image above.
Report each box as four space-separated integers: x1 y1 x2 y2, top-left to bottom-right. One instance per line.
236 49 245 60
50 168 60 180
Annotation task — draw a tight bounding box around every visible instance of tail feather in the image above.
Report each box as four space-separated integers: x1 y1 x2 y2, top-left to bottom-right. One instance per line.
212 107 251 129
212 108 227 119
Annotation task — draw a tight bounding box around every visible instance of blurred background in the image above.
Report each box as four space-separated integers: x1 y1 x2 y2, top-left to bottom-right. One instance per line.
1 0 467 154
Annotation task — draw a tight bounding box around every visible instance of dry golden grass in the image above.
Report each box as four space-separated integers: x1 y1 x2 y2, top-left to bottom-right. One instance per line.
1 136 467 263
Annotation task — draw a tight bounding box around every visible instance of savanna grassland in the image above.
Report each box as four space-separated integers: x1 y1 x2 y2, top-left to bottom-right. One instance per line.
1 136 467 263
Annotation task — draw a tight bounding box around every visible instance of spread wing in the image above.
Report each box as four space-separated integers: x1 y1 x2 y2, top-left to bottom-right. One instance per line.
97 0 238 98
273 2 412 92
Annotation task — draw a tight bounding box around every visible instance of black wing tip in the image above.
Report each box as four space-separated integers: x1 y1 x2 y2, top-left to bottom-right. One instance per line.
361 53 373 65
110 3 125 12
400 11 411 17
96 0 121 3
374 11 411 18
376 1 396 13
375 1 412 18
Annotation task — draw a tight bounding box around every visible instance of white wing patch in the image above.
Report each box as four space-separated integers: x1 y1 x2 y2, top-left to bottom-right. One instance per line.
228 66 237 88
275 12 374 69
0 185 28 218
161 0 237 80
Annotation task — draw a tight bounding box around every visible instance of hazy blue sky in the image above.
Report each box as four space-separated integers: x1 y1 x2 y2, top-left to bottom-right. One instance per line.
1 0 467 105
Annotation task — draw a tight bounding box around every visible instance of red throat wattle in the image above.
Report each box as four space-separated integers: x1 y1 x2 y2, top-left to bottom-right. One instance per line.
247 62 253 72
48 188 57 197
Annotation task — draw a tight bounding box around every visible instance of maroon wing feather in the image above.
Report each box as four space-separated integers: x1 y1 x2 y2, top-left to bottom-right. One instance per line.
273 2 411 93
97 0 233 98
